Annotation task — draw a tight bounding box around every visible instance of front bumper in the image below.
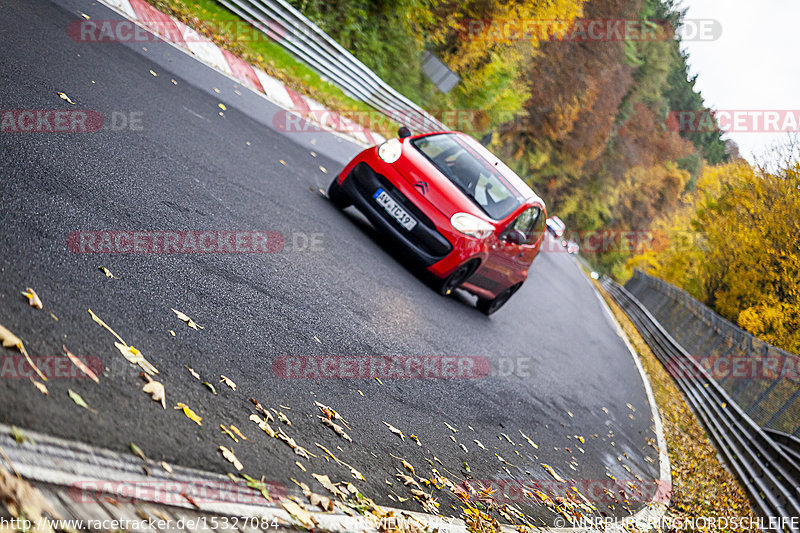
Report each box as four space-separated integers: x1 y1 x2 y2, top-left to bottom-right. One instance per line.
340 162 453 267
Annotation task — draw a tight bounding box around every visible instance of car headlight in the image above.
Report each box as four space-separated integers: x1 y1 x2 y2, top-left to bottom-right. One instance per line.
377 138 402 163
450 212 494 239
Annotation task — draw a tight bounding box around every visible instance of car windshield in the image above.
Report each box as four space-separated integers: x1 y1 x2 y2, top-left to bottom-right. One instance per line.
411 133 523 220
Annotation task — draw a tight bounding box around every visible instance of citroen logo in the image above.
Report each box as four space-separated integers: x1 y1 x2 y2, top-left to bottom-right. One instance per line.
413 181 429 195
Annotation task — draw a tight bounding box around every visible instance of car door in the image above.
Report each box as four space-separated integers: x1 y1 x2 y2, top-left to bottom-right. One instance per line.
478 205 546 291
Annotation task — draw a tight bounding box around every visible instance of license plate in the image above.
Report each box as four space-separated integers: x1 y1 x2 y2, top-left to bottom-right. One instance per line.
373 188 417 231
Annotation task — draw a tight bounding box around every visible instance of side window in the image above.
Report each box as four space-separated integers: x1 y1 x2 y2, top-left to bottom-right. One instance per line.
511 206 544 244
531 206 546 242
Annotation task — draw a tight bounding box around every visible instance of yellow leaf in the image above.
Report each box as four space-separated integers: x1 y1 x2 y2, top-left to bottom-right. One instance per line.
175 402 202 425
21 288 42 309
281 499 316 529
98 266 115 278
220 424 238 442
30 378 48 395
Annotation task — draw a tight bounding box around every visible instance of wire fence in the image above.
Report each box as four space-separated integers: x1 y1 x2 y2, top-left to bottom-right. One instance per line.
214 0 447 134
625 269 800 437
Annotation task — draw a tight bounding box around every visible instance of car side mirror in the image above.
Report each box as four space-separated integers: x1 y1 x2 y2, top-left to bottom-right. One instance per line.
398 126 412 139
502 229 526 245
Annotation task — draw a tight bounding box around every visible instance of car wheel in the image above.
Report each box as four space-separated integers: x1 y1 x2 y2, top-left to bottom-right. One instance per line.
476 283 522 316
435 260 479 297
328 178 352 209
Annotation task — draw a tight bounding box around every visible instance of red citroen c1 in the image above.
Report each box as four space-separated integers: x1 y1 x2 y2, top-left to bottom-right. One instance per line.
329 129 547 315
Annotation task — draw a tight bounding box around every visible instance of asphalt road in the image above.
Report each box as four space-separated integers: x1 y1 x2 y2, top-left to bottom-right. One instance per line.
0 0 661 525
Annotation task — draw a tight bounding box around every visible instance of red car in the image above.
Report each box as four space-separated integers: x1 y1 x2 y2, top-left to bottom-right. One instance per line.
329 129 547 315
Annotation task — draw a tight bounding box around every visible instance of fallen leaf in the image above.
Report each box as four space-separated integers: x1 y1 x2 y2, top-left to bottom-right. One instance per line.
30 378 48 395
249 414 276 438
445 422 459 433
98 266 115 278
281 499 316 529
410 434 422 446
250 398 274 422
218 103 227 111
11 426 33 444
202 381 217 395
319 416 352 442
149 70 158 77
541 463 567 482
401 459 415 475
0 324 47 382
161 461 172 473
0 324 22 349
175 402 202 425
87 308 125 344
130 442 147 461
277 411 291 425
80 12 90 19
68 389 95 412
221 424 238 442
63 345 100 383
142 380 166 409
474 439 486 450
319 166 327 173
58 92 76 104
279 159 286 166
218 446 243 471
519 430 539 449
21 288 42 309
384 422 405 441
171 308 203 330
114 342 158 375
312 473 345 499
306 490 332 511
185 365 200 379
220 375 236 390
229 425 247 440
242 474 272 501
296 461 306 472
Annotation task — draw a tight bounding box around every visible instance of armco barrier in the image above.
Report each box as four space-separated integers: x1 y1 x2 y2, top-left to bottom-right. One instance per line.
601 277 800 526
625 269 800 437
213 0 447 134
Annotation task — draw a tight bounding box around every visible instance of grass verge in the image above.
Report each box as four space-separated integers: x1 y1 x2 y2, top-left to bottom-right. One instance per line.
144 0 400 137
595 281 760 530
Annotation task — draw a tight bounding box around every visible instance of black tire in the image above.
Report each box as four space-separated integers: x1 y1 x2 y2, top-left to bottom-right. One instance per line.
476 283 522 316
434 260 480 297
328 178 352 209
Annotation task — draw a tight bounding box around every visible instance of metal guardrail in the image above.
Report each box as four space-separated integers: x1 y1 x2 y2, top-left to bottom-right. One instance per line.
214 0 447 135
602 277 800 528
626 269 800 436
